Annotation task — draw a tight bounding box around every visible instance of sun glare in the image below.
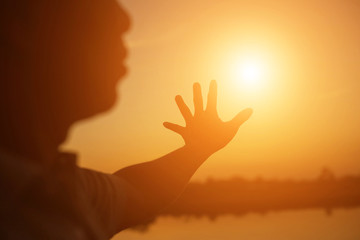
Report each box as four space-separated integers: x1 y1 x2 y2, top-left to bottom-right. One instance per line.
234 59 265 90
224 51 270 93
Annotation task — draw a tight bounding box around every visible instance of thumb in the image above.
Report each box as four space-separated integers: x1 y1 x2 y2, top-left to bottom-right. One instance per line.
163 122 184 135
230 108 253 128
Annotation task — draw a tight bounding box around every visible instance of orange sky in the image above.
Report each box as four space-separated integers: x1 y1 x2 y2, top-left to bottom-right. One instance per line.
62 0 360 180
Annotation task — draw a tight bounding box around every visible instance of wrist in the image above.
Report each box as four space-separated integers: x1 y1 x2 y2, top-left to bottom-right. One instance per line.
182 144 213 161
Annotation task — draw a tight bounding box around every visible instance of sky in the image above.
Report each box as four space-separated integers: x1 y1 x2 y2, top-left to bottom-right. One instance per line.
62 0 360 180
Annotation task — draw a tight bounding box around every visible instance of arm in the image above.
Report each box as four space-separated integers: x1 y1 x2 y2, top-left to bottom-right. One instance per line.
114 80 253 222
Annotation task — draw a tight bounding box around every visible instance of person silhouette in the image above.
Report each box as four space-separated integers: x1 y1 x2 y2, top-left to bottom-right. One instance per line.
0 0 253 239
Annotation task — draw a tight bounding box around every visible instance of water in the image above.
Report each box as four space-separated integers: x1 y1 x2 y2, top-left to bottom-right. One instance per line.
113 208 360 240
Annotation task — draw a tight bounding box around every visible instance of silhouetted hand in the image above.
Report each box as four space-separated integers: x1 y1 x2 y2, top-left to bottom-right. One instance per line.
164 80 253 157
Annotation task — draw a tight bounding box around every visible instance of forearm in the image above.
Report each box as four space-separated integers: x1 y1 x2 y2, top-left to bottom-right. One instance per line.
114 146 210 213
111 81 252 229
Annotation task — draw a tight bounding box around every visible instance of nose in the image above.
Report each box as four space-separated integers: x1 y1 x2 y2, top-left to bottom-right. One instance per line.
116 2 131 34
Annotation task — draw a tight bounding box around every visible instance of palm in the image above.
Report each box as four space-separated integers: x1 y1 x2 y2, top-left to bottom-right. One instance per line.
164 80 253 156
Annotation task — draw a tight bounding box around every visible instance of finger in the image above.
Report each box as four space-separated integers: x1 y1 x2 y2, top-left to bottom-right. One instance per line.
206 80 217 113
193 82 203 116
163 122 185 135
230 108 253 129
175 95 192 123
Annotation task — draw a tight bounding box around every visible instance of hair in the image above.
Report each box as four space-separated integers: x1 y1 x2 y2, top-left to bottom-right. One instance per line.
0 1 63 158
0 0 130 159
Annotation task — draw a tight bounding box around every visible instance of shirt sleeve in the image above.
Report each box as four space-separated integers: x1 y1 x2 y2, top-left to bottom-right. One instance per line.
77 168 153 238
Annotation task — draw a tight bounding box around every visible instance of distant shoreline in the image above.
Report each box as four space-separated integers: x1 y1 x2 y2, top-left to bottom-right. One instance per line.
164 168 360 216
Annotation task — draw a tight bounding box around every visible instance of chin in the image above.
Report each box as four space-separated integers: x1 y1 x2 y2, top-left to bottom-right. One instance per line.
102 91 119 111
88 89 119 118
70 72 124 123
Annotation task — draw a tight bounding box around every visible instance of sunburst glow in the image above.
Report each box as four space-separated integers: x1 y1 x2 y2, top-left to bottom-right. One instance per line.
233 58 266 90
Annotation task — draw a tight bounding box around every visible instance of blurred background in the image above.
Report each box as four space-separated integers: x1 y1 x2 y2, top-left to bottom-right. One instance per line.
62 0 360 239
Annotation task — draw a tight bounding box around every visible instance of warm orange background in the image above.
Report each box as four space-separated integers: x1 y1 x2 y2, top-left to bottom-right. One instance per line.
62 0 360 180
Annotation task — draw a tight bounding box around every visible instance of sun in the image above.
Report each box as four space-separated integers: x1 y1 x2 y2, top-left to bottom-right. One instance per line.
241 61 263 85
230 57 266 91
239 60 264 89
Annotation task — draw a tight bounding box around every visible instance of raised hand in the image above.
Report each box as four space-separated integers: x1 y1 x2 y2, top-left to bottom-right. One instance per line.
163 80 253 157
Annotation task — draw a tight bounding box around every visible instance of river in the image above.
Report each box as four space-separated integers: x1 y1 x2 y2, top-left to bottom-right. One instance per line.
113 208 360 240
